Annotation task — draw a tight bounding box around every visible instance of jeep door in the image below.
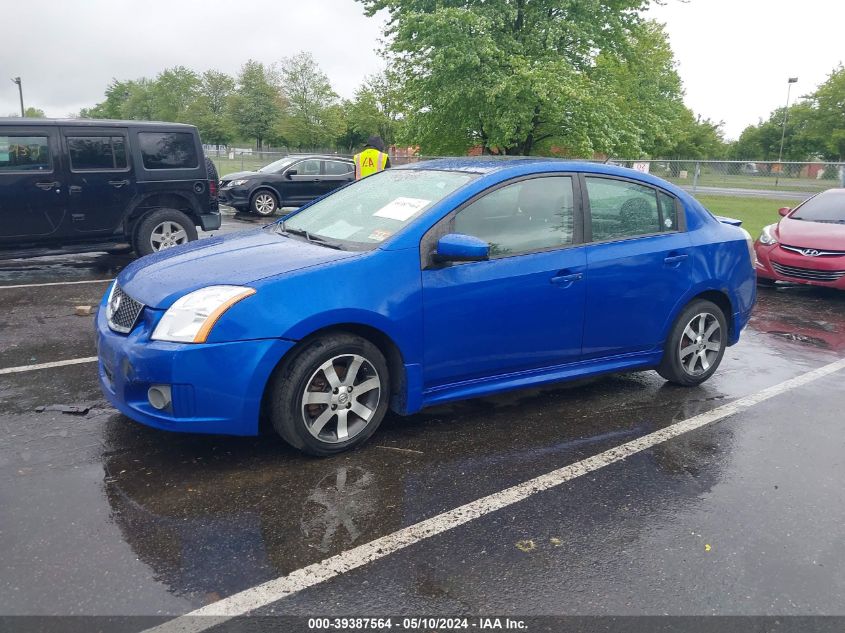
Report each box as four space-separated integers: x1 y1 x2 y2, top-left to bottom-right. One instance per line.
0 125 66 245
62 127 136 236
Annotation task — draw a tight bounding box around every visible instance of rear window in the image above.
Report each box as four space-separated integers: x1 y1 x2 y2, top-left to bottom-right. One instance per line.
67 136 128 171
138 132 198 170
0 135 51 172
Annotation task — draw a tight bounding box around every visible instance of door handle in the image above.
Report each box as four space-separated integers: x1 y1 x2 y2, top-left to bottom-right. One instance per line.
35 181 59 191
108 179 129 188
664 253 689 266
550 272 583 287
69 185 82 194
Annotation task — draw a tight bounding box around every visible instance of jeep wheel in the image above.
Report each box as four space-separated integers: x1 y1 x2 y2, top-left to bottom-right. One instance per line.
134 209 198 257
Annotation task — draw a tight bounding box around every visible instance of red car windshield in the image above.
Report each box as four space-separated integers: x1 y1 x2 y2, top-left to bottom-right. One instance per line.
792 191 845 224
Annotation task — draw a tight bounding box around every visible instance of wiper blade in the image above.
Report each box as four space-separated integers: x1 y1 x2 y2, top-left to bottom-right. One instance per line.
276 223 344 249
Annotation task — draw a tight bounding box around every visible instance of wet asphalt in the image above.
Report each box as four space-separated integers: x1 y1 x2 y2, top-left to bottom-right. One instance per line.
2 211 845 627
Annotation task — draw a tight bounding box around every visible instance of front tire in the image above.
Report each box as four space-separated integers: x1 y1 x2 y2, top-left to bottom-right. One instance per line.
133 209 198 257
251 190 278 216
657 299 728 386
268 333 390 456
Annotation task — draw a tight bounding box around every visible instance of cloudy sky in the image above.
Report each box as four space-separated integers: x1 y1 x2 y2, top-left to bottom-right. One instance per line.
1 0 842 140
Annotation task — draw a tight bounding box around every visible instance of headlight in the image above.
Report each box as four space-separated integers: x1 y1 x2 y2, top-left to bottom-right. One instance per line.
759 224 778 245
230 179 249 187
151 286 256 343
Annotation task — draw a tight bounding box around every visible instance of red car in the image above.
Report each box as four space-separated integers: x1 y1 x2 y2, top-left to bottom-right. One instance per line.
755 188 845 289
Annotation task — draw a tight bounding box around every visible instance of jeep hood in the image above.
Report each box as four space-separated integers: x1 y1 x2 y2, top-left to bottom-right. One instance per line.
117 228 359 308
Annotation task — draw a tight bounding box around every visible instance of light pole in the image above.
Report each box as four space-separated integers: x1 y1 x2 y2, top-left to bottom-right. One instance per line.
775 77 798 186
11 77 24 117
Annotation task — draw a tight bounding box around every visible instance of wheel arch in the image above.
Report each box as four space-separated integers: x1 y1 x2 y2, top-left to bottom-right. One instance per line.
126 192 201 232
260 322 409 427
667 288 735 344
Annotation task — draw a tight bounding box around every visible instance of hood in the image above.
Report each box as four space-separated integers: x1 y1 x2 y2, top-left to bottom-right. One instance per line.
776 217 845 251
221 171 258 181
117 228 359 308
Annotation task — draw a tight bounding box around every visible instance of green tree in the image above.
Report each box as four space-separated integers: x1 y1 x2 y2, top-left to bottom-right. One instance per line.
149 66 200 122
23 107 45 117
230 60 283 150
345 72 400 149
806 65 845 160
653 110 726 162
188 70 236 148
79 79 136 119
277 52 344 149
358 0 663 155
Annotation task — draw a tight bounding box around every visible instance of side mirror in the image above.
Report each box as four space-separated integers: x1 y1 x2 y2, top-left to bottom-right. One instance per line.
778 207 791 217
433 233 489 263
285 169 298 179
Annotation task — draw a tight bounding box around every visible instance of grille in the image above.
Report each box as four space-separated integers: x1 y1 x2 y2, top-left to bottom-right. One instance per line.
107 285 144 334
771 262 845 283
780 244 845 257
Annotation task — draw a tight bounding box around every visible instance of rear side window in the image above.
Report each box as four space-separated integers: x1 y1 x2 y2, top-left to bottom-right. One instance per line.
586 177 662 241
67 136 128 171
324 160 353 175
138 132 198 169
0 135 51 172
658 190 679 231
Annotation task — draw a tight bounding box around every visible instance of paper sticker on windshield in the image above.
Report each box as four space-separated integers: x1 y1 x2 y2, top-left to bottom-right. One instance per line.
373 197 430 222
319 219 360 240
368 229 393 242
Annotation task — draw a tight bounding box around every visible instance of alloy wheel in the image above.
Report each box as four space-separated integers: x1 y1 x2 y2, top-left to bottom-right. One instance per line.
301 354 381 444
679 312 722 376
150 221 189 251
254 193 276 216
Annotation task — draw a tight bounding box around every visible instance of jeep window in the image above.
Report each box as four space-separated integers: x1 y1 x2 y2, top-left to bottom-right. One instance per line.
0 135 51 172
67 136 128 171
138 132 198 170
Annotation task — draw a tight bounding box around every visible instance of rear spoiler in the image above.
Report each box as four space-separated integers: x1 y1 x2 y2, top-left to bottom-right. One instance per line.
714 215 742 227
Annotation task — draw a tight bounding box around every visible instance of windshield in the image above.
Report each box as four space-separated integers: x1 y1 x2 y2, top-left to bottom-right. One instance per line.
258 157 296 173
282 169 477 246
792 191 845 223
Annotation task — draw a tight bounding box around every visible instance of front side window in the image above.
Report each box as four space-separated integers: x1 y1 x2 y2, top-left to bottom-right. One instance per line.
67 136 128 171
324 160 353 175
284 168 475 247
0 135 51 172
138 132 198 169
453 176 575 257
586 177 663 241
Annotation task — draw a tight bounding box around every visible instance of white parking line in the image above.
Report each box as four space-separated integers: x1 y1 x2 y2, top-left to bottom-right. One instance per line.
0 278 113 290
0 357 98 375
145 356 845 633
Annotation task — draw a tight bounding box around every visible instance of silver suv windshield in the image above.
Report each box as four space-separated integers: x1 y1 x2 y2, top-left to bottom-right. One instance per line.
282 169 476 247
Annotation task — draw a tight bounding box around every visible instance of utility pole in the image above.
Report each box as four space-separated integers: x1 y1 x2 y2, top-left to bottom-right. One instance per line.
11 77 24 117
775 77 798 186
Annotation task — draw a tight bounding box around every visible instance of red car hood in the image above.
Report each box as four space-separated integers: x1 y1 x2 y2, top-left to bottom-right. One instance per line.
776 218 845 251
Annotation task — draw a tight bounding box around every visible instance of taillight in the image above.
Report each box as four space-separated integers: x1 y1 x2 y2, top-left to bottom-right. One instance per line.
209 179 218 198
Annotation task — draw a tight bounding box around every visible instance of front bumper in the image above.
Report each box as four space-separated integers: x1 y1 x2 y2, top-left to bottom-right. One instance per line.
218 187 250 210
755 242 845 290
96 303 294 436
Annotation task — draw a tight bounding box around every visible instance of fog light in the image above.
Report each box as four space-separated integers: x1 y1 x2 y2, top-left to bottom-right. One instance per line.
147 385 172 411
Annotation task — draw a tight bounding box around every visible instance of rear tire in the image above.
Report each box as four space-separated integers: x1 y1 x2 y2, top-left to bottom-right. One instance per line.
133 209 198 257
268 333 390 456
657 299 728 386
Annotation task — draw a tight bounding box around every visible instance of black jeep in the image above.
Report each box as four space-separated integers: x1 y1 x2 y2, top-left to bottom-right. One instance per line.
0 118 220 258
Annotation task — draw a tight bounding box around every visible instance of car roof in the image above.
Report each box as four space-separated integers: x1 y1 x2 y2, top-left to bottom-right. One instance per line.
0 117 196 129
286 154 353 162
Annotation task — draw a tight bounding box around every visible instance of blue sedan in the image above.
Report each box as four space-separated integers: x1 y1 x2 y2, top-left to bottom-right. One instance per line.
96 159 756 455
